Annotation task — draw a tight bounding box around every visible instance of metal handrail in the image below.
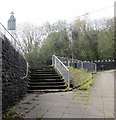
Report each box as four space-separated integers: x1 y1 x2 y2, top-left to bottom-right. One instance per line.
54 56 69 71
0 22 28 79
0 22 24 54
20 62 29 79
52 55 70 87
57 56 97 72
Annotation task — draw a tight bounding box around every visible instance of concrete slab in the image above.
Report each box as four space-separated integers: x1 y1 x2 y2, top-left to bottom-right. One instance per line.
65 106 84 115
53 102 70 107
25 108 45 118
84 108 105 118
11 70 114 119
47 106 67 113
62 113 83 118
42 111 63 118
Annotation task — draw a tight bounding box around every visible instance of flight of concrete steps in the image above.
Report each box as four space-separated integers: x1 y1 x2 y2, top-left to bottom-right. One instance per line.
28 66 67 92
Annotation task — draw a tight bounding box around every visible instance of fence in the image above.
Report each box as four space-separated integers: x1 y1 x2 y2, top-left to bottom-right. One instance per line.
52 55 70 87
93 60 115 71
57 56 97 72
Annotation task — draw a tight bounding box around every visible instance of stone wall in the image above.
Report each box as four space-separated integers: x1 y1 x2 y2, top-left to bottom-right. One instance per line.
2 36 28 113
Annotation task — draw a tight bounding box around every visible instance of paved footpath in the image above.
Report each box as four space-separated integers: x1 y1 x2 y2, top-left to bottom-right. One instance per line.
15 70 115 119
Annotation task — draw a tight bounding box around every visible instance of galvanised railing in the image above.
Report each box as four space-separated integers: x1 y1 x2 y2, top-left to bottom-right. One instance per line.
52 55 70 87
0 22 28 79
57 56 97 72
0 23 24 54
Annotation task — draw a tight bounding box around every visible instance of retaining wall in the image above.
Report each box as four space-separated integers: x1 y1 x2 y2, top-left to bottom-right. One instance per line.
2 36 28 113
0 36 2 118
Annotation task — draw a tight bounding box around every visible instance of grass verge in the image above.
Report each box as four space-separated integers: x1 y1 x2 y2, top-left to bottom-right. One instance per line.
68 67 93 90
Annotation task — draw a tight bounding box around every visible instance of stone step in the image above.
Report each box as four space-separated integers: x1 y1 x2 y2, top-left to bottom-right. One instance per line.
29 79 64 82
29 85 67 90
28 82 65 86
30 71 57 74
28 89 67 92
29 75 62 79
30 66 53 68
30 67 54 71
29 73 59 76
30 69 55 71
28 66 67 92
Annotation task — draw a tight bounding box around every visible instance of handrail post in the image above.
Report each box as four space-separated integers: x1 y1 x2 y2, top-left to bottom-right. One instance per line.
68 70 70 88
81 61 83 70
95 63 97 72
55 56 56 67
52 55 53 66
68 60 70 67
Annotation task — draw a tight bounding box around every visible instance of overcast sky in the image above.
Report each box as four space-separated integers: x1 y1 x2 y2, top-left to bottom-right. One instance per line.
0 0 115 27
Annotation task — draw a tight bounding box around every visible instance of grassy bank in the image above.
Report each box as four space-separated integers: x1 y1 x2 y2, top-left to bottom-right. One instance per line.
68 67 93 90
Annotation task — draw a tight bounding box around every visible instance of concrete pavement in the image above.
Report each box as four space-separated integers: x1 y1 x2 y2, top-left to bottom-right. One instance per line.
14 70 114 119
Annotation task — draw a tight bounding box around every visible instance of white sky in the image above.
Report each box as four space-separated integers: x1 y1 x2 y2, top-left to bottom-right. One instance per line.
0 0 115 27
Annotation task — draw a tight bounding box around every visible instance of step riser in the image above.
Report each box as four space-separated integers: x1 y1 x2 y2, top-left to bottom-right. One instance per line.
30 70 55 72
29 80 64 82
30 74 59 76
28 90 65 93
29 83 65 86
30 69 54 71
29 76 61 79
30 72 57 74
29 86 66 90
30 66 53 69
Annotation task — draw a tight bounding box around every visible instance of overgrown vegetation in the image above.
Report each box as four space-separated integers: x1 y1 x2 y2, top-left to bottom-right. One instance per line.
17 17 114 67
68 67 93 90
2 106 24 120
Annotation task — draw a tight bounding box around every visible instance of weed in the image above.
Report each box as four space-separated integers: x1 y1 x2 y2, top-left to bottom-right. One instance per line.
2 106 24 120
79 95 88 97
61 94 64 96
35 95 39 97
36 117 43 120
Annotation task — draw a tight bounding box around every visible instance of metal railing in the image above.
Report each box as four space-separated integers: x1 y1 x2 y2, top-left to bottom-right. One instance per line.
52 55 70 87
20 61 29 79
57 56 97 72
0 22 28 79
0 23 24 54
